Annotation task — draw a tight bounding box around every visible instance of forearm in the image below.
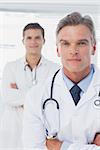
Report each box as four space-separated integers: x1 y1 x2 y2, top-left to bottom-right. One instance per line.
92 133 100 146
2 64 28 106
2 87 27 106
46 139 63 150
46 137 100 150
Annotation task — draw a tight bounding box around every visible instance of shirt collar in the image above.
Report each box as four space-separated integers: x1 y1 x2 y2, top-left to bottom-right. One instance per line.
23 55 46 69
78 64 94 93
62 64 95 93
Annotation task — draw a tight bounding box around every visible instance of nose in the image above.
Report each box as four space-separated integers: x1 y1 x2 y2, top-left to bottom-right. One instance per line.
31 39 36 43
69 44 79 55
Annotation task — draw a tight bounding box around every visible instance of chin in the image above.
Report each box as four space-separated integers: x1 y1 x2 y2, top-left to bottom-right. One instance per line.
67 66 83 73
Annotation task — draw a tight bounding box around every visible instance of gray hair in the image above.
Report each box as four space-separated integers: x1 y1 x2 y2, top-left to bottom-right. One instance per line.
56 12 96 44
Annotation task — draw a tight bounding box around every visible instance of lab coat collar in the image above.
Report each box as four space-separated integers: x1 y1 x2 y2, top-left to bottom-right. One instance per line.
21 55 47 70
77 65 100 107
53 65 100 107
91 64 100 87
38 56 47 67
54 65 100 88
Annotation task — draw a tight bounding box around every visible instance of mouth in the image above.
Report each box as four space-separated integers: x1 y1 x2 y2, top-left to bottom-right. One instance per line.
29 46 38 48
67 59 81 61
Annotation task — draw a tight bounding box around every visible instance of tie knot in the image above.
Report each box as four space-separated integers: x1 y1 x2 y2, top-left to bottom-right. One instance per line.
71 84 81 93
70 84 81 105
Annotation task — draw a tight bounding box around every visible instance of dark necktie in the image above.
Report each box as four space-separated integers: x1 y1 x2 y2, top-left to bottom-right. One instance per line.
70 84 81 105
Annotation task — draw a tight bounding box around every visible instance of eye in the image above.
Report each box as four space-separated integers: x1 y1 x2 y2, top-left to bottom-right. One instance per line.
35 36 42 40
78 41 88 46
27 36 32 40
60 41 69 46
64 42 69 45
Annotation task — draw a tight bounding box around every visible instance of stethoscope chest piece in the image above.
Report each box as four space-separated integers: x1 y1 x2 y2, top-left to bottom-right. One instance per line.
32 79 37 85
94 99 100 109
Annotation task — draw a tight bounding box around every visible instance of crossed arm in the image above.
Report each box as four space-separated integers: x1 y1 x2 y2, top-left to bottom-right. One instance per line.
10 83 18 89
2 64 27 107
46 138 62 150
92 133 100 146
46 133 100 150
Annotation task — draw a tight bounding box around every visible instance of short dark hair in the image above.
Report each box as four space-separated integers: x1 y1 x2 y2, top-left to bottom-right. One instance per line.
56 12 96 44
23 23 45 38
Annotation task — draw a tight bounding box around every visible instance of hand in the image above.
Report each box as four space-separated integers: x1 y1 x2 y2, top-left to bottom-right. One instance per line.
46 138 62 150
92 133 100 146
10 83 18 89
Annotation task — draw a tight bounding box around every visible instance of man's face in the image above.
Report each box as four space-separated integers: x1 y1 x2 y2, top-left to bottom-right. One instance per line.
57 24 96 73
23 29 45 57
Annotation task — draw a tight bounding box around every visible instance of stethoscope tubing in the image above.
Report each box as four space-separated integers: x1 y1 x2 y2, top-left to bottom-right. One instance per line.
42 69 60 110
24 64 37 85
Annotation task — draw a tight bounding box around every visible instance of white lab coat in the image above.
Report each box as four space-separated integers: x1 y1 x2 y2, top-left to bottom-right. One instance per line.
0 56 59 150
23 66 100 150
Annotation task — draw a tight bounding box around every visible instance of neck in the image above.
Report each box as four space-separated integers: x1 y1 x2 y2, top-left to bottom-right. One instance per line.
26 54 41 70
63 66 91 83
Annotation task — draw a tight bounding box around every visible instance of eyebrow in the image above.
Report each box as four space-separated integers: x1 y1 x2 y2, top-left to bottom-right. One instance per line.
59 39 89 43
59 39 68 43
78 39 89 43
35 35 41 38
26 36 32 39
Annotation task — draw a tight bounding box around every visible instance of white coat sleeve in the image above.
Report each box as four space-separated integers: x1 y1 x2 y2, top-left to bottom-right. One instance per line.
2 63 27 106
67 143 100 150
60 141 100 150
22 86 47 150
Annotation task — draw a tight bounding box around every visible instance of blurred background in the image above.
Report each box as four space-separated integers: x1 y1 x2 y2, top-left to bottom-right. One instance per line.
0 0 100 79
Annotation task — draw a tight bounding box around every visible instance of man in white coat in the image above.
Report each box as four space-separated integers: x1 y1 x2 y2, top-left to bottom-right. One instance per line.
0 23 59 149
23 12 100 150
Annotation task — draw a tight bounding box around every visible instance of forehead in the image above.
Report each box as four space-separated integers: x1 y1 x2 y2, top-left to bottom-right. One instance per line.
57 24 92 41
24 29 42 36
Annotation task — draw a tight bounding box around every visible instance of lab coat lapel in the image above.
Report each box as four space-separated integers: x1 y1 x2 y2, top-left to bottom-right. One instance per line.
53 71 76 140
54 70 75 106
54 70 75 129
78 66 100 108
78 86 96 108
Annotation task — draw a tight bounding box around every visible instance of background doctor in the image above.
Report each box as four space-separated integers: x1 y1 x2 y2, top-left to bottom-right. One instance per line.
0 23 59 149
23 12 100 150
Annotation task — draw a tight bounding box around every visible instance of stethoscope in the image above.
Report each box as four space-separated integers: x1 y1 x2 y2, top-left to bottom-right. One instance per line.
42 69 100 139
42 69 60 139
24 64 37 85
93 91 100 109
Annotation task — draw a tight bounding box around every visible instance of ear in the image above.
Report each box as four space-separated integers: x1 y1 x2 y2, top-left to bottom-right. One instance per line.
57 48 60 57
43 38 45 44
91 44 96 55
22 39 24 44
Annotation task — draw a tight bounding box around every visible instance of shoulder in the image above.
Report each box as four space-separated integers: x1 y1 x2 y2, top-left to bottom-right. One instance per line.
3 57 23 71
91 64 100 86
5 57 23 66
42 56 60 69
93 64 100 75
